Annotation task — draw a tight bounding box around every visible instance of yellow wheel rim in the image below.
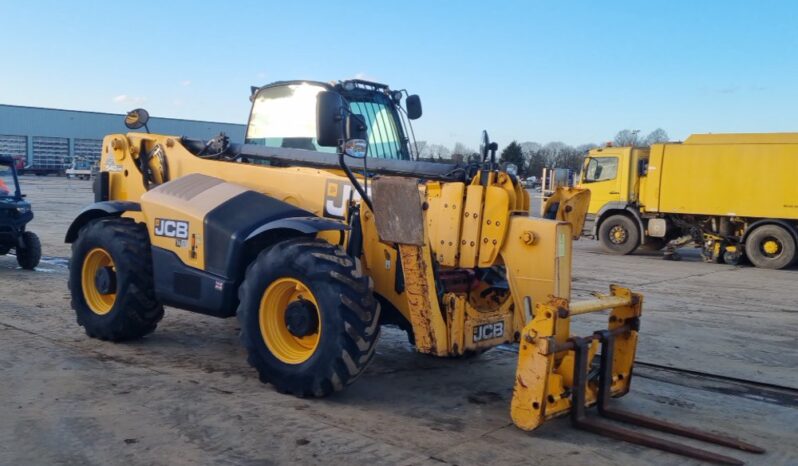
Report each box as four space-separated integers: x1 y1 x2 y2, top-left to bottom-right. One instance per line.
259 278 321 365
610 225 627 244
81 248 116 315
763 239 780 255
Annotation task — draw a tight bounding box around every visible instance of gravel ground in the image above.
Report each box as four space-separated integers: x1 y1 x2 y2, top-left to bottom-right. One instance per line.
0 176 795 465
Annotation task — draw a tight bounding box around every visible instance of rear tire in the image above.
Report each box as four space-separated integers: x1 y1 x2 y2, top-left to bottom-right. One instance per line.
745 224 796 270
598 214 640 255
69 218 164 341
238 238 380 397
16 231 41 270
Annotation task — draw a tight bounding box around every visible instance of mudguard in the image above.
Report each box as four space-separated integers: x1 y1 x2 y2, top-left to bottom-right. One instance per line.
65 201 141 243
245 216 349 241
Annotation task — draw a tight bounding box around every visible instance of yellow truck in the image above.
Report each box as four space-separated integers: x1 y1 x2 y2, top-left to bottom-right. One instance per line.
579 133 798 269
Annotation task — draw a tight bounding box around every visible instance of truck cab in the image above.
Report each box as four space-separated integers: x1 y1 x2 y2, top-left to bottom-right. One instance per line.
578 146 654 254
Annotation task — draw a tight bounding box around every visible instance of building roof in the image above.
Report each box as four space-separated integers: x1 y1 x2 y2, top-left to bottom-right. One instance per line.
0 104 246 142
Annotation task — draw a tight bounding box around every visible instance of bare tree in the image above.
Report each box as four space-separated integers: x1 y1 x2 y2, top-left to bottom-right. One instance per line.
452 142 475 158
613 129 642 147
415 139 596 174
413 140 428 159
644 128 669 145
421 144 451 160
519 141 542 177
519 141 541 155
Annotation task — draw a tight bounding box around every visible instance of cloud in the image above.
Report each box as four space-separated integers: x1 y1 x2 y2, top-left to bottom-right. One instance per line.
112 94 146 105
180 80 192 87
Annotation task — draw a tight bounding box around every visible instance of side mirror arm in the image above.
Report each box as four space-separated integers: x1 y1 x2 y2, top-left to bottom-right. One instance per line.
338 150 373 212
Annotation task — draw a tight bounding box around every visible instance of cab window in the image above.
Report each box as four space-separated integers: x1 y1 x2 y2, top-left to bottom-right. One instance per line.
246 82 408 159
246 83 336 154
584 157 618 182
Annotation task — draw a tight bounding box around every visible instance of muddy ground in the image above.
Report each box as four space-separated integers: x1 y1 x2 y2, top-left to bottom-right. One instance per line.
0 177 796 465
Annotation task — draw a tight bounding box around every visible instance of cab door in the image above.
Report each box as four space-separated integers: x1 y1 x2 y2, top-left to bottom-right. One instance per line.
581 156 621 213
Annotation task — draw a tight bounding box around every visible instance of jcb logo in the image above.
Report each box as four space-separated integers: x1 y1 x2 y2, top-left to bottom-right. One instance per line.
323 179 371 219
473 321 504 343
154 218 189 239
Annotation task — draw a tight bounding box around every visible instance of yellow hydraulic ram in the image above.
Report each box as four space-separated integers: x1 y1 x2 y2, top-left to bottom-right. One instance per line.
511 286 764 465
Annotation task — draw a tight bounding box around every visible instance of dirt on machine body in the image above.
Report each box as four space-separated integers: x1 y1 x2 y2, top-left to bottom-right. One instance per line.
65 79 762 464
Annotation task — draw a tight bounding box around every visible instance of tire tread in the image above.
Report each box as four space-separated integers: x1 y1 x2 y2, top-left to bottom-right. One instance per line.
237 238 380 397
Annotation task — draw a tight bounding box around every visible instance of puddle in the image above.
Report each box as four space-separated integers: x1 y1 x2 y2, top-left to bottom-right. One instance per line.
4 254 69 271
40 256 69 267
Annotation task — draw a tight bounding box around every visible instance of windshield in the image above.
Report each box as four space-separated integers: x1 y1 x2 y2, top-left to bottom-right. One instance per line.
349 96 404 159
246 82 408 160
583 157 618 182
0 164 18 198
247 83 336 154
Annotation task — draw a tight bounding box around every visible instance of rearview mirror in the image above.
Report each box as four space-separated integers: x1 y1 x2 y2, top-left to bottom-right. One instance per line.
638 159 649 176
344 139 368 159
344 114 368 158
124 108 150 130
316 91 346 147
406 95 422 120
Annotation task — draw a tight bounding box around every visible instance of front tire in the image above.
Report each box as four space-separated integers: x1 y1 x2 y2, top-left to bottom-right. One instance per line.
745 224 796 270
69 218 164 341
238 238 380 397
16 231 41 270
599 214 640 255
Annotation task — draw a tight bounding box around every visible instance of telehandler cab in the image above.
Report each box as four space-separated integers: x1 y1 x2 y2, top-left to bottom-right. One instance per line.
66 79 762 463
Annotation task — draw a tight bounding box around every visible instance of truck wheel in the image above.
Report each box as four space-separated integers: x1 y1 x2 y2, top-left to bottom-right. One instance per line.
16 231 41 270
723 250 745 266
745 224 796 270
598 215 640 255
238 238 380 397
69 218 164 341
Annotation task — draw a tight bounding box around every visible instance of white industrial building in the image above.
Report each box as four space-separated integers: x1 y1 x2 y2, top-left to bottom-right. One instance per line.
0 104 245 174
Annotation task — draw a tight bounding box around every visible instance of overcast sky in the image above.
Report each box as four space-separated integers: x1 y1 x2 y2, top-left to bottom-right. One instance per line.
1 0 796 149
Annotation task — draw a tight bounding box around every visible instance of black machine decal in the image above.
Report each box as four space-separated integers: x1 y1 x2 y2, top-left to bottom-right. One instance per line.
473 321 505 343
154 218 189 239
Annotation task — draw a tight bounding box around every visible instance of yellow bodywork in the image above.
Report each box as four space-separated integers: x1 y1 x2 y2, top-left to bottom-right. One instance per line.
100 131 643 431
511 286 642 429
581 133 798 221
646 134 798 219
540 187 591 239
577 146 648 215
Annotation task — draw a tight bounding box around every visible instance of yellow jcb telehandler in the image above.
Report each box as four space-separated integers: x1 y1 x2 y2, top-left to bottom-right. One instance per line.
66 79 762 464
